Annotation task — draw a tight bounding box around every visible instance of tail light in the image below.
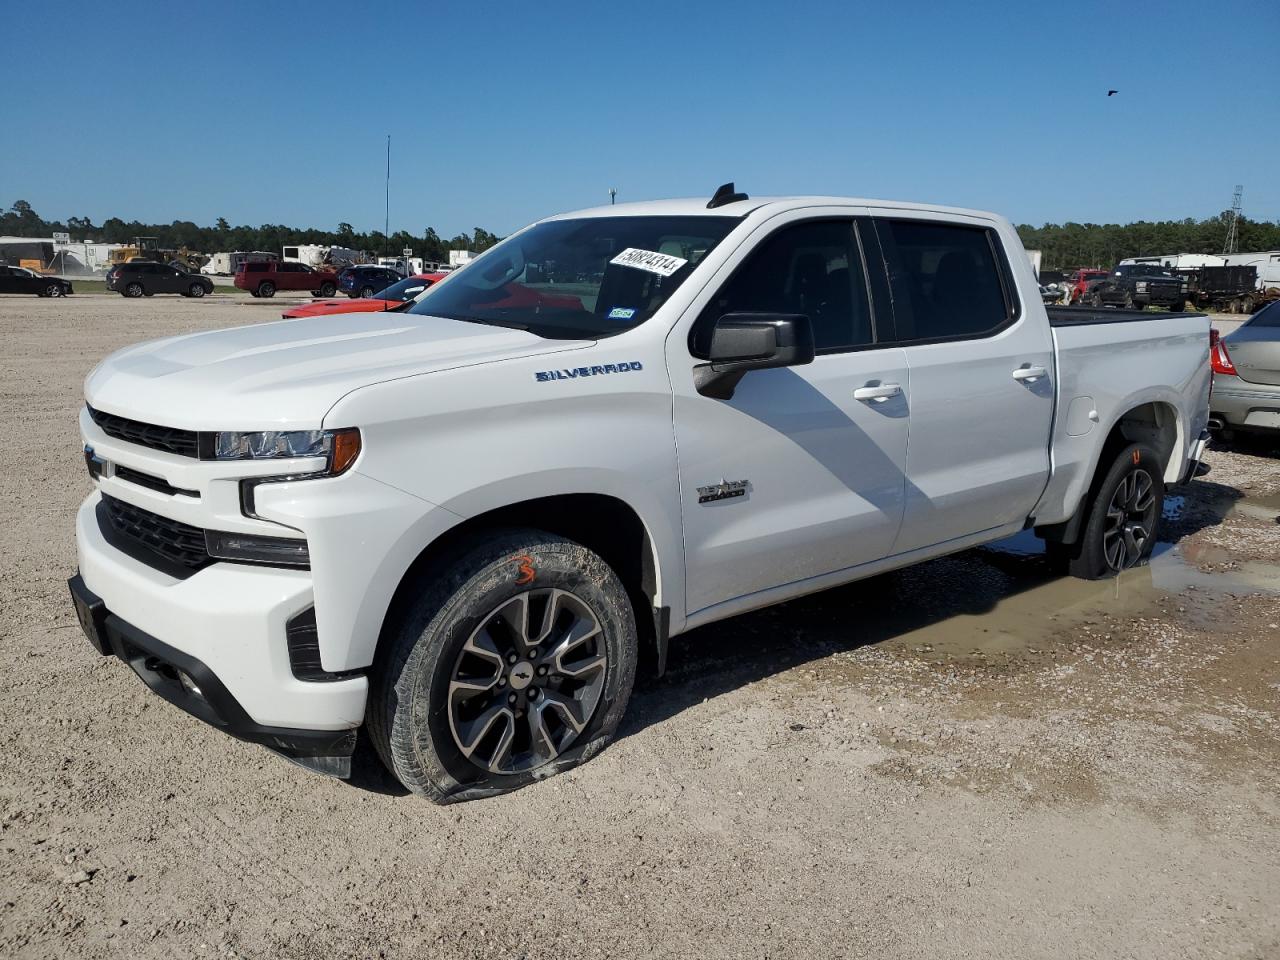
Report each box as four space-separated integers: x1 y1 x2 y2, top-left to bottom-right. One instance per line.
1210 329 1237 376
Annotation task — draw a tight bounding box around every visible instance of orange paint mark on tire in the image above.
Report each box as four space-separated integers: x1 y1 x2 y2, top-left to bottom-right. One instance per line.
512 555 535 585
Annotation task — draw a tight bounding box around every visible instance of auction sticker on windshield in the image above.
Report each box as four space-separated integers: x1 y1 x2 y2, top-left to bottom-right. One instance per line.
609 247 688 277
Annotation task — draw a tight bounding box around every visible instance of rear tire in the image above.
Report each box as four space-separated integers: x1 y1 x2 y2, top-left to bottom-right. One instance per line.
359 285 376 299
1053 442 1164 580
368 529 637 803
257 281 276 298
124 282 144 298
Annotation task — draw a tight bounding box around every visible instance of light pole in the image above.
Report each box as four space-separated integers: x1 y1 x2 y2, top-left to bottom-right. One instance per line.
609 188 617 206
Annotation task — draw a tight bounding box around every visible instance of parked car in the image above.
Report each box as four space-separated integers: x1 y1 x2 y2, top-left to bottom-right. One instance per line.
1067 268 1110 304
106 262 214 298
282 273 448 319
1209 302 1280 438
338 265 404 299
234 261 338 298
70 187 1210 800
1085 264 1188 311
0 263 72 297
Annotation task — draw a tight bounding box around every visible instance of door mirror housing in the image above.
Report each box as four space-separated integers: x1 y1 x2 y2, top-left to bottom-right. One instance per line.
694 313 815 400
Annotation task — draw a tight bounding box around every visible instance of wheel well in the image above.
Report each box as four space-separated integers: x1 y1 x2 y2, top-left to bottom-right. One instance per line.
1107 401 1180 481
381 494 662 672
1038 400 1179 546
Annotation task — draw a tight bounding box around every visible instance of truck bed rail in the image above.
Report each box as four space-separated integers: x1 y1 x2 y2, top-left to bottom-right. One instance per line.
1046 306 1206 327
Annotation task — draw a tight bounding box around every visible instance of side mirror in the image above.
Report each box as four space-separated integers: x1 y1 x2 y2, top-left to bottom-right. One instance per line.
694 313 815 400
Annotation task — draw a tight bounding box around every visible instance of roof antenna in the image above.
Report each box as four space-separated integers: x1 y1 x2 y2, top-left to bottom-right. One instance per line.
707 182 748 209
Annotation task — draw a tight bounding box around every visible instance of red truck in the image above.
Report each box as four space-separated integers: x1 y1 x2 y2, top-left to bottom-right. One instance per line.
234 261 339 298
1068 268 1111 305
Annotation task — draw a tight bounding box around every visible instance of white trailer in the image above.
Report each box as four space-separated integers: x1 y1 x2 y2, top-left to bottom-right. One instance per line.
1221 251 1280 289
1120 253 1227 271
448 249 476 268
204 251 278 276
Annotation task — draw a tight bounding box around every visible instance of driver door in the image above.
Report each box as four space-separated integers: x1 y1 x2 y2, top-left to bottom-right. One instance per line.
669 212 910 620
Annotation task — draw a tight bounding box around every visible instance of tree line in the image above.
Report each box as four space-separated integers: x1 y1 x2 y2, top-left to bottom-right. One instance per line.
0 200 502 262
1015 210 1280 270
4 199 1278 271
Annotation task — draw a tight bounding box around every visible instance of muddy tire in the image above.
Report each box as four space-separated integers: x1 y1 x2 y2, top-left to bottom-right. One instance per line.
368 529 637 803
1055 442 1164 580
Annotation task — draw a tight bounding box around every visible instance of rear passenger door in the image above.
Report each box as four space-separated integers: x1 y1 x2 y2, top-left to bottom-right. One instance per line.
869 213 1054 554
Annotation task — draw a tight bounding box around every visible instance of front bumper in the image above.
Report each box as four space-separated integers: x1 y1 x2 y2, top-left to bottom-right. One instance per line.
73 492 367 772
68 573 356 775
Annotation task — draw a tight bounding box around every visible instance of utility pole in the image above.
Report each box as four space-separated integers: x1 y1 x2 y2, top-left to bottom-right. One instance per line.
1223 184 1242 255
384 135 391 258
609 187 617 206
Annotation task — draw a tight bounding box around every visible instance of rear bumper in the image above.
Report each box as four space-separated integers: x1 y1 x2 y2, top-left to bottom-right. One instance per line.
1211 381 1280 431
68 573 356 776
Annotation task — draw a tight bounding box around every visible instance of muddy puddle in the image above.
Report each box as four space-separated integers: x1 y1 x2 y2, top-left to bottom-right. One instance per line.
868 512 1280 664
670 485 1279 681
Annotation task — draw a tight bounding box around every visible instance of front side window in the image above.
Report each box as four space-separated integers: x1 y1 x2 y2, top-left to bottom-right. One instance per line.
876 219 1013 342
407 215 737 339
693 219 873 356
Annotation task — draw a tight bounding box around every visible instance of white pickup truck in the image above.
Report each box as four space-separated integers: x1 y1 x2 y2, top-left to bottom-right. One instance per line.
69 185 1211 801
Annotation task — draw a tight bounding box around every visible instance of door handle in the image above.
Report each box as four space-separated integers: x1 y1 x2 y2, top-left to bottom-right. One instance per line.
853 383 902 402
1012 365 1048 382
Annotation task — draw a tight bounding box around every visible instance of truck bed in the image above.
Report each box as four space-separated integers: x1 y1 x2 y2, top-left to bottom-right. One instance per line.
1046 306 1206 327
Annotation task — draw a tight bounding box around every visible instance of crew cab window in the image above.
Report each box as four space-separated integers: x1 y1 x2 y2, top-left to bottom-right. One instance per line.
694 220 872 355
875 220 1014 343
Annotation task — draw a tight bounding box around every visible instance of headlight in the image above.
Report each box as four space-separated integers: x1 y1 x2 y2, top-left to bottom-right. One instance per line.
213 428 361 474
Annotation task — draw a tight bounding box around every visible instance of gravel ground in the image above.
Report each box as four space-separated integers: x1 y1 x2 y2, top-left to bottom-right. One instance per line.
1 296 1278 960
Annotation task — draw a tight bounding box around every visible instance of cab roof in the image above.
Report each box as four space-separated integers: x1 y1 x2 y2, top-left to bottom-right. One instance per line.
545 195 1003 224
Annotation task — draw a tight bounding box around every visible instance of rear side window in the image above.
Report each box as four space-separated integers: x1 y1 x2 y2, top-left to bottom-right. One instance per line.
694 219 873 356
875 220 1015 343
1246 301 1280 328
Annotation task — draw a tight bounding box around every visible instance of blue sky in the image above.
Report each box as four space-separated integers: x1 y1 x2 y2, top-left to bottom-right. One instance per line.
2 0 1276 236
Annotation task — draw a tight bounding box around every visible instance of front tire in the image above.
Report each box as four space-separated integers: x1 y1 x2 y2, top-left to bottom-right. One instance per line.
368 529 638 802
189 283 206 298
319 282 337 297
359 285 376 299
1053 442 1164 580
45 283 66 298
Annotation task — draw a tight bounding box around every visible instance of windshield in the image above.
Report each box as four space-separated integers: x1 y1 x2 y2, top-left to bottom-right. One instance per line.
376 274 437 302
406 215 738 339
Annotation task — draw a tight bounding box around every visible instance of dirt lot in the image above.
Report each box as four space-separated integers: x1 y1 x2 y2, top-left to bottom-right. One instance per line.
2 295 1278 960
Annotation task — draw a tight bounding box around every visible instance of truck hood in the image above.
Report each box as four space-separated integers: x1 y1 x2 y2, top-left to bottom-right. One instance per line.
85 312 591 429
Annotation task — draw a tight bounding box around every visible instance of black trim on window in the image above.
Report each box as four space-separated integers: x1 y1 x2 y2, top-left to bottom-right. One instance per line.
854 216 895 344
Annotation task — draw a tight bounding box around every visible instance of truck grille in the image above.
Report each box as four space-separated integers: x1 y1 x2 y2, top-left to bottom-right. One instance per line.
100 494 210 571
88 406 201 459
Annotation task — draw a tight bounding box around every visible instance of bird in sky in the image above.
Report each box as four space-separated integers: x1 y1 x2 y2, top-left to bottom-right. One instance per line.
1107 89 1118 96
